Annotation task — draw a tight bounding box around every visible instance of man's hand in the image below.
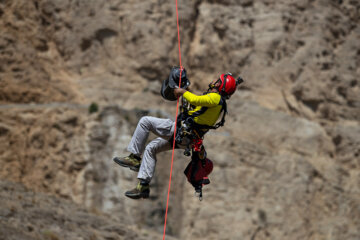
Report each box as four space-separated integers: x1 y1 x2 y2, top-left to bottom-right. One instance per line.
174 88 187 98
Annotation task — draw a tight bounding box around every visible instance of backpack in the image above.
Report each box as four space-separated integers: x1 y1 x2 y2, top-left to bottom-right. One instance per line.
184 150 213 200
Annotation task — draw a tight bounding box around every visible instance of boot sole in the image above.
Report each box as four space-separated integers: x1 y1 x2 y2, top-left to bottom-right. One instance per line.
113 158 140 172
125 192 150 199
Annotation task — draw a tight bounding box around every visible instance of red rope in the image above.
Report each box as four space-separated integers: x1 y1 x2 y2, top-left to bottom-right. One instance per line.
162 0 182 239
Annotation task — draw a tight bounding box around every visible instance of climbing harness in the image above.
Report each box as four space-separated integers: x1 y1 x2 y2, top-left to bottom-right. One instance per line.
172 96 228 155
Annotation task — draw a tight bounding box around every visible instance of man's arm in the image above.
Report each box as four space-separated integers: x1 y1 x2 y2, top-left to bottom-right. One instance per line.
174 88 187 98
174 88 220 106
182 91 220 107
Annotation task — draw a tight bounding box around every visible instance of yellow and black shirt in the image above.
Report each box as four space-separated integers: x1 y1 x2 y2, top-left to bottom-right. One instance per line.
183 91 223 126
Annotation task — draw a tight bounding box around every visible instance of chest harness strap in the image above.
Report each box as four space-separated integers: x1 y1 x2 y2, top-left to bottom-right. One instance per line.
170 96 228 156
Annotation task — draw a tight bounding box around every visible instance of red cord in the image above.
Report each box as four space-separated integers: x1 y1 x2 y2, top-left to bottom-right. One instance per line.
162 0 182 239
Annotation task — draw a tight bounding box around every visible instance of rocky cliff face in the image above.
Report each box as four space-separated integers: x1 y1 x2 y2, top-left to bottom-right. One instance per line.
0 179 178 240
1 0 359 239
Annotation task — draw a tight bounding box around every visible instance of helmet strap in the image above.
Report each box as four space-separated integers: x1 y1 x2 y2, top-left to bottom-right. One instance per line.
206 78 221 93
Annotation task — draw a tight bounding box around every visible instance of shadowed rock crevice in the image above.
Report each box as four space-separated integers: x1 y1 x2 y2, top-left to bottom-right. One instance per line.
95 28 118 44
80 28 118 51
188 0 201 43
80 38 92 51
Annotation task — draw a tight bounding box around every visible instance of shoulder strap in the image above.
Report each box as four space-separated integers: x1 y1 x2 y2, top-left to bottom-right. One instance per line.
213 97 227 129
179 95 227 131
192 97 227 130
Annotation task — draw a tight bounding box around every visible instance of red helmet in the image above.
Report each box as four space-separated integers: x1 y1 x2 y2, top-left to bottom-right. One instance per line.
218 73 237 97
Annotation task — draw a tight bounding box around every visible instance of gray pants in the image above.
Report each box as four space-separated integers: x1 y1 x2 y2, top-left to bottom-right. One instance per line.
127 116 177 182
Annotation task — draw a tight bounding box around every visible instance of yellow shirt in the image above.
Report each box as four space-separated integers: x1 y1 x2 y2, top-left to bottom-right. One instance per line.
183 91 223 126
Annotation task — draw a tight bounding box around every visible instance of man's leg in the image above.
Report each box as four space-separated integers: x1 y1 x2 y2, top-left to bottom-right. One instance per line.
127 116 174 156
137 137 173 182
113 116 174 172
125 137 172 199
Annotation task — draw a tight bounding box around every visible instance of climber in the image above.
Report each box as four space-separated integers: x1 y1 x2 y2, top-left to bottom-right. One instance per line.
113 67 243 199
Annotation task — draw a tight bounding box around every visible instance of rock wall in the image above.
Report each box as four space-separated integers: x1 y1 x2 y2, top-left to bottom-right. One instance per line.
1 0 359 239
0 179 177 240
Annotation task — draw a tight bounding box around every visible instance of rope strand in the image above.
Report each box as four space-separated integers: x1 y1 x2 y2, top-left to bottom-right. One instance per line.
162 1 182 239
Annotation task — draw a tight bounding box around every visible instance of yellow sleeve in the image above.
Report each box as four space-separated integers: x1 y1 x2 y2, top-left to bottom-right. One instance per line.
183 91 221 107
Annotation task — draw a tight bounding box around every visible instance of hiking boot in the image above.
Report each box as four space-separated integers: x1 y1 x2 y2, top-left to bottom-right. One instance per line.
113 154 141 172
125 182 150 199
